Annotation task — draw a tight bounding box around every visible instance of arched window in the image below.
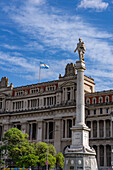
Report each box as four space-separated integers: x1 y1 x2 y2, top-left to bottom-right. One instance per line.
106 120 110 137
93 121 97 137
100 145 104 166
99 120 104 137
105 96 109 103
86 98 90 104
99 97 103 103
92 98 96 104
106 145 111 166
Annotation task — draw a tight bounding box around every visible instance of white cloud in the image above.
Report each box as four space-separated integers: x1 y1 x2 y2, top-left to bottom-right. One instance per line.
2 44 20 50
78 0 109 10
1 0 113 90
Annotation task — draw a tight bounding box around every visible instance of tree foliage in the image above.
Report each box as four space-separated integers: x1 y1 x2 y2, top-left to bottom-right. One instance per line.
56 152 64 169
0 128 64 169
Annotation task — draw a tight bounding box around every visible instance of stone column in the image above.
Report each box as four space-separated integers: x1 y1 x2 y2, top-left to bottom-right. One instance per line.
104 145 106 167
37 120 43 141
75 61 86 127
65 119 67 138
111 120 113 137
21 121 27 134
54 118 61 153
111 145 113 166
91 121 93 138
97 120 99 138
104 120 106 138
97 145 100 166
65 88 67 102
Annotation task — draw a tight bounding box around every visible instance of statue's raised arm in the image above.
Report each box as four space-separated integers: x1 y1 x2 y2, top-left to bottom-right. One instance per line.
74 38 85 61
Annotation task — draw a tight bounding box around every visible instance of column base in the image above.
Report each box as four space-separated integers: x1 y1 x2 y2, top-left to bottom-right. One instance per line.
63 151 98 170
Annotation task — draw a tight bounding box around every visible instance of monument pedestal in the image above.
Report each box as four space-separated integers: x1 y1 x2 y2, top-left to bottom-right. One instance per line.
63 59 98 170
63 125 98 170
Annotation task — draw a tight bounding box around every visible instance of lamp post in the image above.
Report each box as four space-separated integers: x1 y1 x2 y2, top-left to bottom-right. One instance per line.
46 130 59 170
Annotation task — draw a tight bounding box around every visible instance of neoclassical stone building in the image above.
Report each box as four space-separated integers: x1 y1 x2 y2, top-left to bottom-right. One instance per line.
0 63 112 169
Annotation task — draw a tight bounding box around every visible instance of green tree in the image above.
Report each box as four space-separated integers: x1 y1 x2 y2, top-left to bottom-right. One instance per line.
0 128 39 168
0 128 64 169
35 142 56 168
16 154 39 168
56 152 64 169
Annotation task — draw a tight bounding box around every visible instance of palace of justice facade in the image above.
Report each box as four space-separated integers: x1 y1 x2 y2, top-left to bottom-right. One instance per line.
0 63 112 169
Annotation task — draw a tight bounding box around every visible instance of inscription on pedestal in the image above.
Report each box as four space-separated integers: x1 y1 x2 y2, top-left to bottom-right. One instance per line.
73 132 81 145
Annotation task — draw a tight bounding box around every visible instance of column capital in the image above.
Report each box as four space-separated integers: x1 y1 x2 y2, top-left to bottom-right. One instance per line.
75 60 86 70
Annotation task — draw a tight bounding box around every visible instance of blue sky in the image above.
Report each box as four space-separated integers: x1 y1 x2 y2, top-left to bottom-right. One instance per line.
0 0 113 91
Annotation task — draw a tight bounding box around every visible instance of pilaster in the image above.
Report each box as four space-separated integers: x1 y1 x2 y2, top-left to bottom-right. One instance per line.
104 120 106 138
97 120 99 138
54 118 61 153
104 145 106 167
37 120 43 141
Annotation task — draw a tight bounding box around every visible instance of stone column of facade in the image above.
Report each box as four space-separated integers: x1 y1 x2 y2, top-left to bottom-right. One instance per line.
65 88 67 102
104 145 106 167
65 119 67 138
104 120 106 138
54 118 61 153
97 145 100 167
91 121 93 138
37 120 43 141
21 121 27 134
63 60 98 170
111 145 113 167
111 120 113 137
97 120 99 138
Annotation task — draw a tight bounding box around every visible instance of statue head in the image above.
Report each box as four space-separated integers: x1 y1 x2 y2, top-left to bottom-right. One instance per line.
79 38 82 42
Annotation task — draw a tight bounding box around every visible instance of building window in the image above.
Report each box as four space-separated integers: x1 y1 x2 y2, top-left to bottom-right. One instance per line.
67 88 70 101
87 121 91 138
63 120 65 138
93 98 96 104
93 145 97 159
93 121 97 137
99 120 104 137
99 97 103 103
106 145 111 166
49 122 54 139
100 108 103 114
100 145 104 166
44 98 46 106
29 123 37 140
88 110 90 115
105 96 109 103
32 123 37 140
0 126 2 141
94 109 96 115
67 119 72 138
106 120 110 137
0 99 2 109
106 108 109 114
86 98 90 104
45 122 48 139
17 124 21 130
31 99 37 108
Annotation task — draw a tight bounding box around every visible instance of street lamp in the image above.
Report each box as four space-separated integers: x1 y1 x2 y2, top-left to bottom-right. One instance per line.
46 130 59 170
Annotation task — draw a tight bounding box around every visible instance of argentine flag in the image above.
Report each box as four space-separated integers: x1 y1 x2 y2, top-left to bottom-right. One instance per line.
40 62 49 69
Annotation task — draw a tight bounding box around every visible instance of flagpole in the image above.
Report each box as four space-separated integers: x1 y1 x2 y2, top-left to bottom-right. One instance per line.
39 61 41 83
